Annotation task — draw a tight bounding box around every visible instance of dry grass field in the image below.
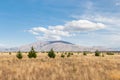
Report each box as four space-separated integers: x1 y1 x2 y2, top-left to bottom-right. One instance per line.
0 52 120 80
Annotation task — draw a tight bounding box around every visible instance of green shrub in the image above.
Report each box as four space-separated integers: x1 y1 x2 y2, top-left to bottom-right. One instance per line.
48 48 56 58
70 52 73 55
9 52 11 55
106 52 114 55
83 51 87 55
16 51 23 59
28 47 37 58
61 54 65 58
67 52 71 57
65 52 67 55
95 50 101 56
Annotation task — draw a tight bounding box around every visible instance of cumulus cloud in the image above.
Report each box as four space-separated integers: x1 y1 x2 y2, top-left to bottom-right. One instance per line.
79 15 120 25
76 14 120 33
72 14 120 32
36 35 61 40
71 14 120 47
28 19 106 40
65 20 105 31
28 30 39 35
29 26 71 40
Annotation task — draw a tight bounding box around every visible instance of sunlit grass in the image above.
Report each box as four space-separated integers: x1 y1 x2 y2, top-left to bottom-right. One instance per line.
0 52 120 80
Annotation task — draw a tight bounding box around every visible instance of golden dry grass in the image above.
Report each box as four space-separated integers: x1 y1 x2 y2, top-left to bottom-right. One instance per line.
0 52 120 80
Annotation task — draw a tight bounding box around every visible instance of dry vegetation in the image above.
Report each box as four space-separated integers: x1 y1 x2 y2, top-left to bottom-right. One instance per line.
0 52 120 80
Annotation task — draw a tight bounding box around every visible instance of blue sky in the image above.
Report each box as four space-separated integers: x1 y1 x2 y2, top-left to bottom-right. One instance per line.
0 0 120 48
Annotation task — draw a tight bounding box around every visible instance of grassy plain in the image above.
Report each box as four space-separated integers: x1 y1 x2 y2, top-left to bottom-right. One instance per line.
0 52 120 80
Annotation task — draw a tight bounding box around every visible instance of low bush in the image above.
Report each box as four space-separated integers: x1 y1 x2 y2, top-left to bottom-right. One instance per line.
48 48 56 58
28 47 37 58
16 51 23 59
61 54 65 58
83 51 87 56
67 52 71 57
106 52 114 55
95 50 101 56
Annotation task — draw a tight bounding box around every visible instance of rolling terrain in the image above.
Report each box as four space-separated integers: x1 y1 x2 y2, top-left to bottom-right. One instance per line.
0 41 112 52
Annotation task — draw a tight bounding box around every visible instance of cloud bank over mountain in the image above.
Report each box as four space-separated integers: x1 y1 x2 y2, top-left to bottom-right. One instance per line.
28 20 106 40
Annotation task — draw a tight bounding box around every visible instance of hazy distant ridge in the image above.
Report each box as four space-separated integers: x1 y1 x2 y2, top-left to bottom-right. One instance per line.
0 41 114 52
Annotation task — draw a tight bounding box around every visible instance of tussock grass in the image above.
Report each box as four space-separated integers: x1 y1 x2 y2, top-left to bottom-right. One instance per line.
0 52 120 80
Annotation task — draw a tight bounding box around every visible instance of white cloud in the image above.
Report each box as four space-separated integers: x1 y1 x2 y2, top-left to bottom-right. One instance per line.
65 20 105 31
49 25 64 30
71 14 120 47
72 14 120 32
28 19 106 40
28 30 39 35
80 15 120 25
32 27 48 32
36 35 61 40
79 14 120 34
88 32 120 47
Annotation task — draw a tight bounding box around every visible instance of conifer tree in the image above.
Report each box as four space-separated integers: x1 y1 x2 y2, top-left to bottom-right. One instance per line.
28 47 37 58
95 50 101 56
16 51 23 59
48 48 56 58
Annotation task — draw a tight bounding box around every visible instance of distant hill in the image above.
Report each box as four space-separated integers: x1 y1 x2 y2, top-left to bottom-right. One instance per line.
0 40 114 52
18 40 85 52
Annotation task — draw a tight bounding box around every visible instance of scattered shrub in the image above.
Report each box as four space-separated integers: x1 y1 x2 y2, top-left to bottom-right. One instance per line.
65 52 67 55
95 50 101 56
16 51 23 59
83 51 87 55
106 52 114 55
61 54 65 58
28 47 37 58
9 52 11 55
70 52 73 55
67 52 71 57
48 48 56 58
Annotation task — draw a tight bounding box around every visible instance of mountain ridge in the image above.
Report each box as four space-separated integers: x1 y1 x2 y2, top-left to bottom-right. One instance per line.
0 40 114 52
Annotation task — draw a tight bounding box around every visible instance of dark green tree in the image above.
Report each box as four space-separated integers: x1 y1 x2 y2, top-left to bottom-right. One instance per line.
67 52 71 57
83 51 87 56
95 50 101 56
61 54 65 58
48 48 56 58
28 47 37 58
16 51 23 59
